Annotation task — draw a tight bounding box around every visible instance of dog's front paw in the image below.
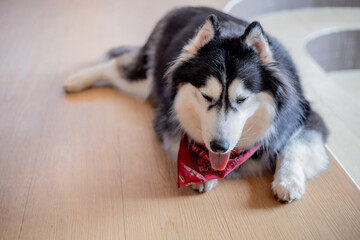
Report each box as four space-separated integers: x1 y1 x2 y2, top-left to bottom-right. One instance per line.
192 179 218 193
272 177 306 203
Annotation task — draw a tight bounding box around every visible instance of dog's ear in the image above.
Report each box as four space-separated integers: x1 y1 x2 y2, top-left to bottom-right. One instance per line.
184 14 220 54
242 22 274 64
165 15 219 80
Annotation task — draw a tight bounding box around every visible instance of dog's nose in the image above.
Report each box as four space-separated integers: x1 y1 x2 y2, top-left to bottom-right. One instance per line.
210 140 229 153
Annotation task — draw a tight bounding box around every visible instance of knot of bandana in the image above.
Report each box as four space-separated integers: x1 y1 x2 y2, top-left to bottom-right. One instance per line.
177 135 261 188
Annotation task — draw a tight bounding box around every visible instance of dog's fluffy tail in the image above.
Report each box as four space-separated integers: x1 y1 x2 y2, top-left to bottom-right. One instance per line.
64 46 152 101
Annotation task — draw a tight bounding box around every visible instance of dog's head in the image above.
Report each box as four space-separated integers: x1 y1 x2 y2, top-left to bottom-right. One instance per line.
169 15 278 170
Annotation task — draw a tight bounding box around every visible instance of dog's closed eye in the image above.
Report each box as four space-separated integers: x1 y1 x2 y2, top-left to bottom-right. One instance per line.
236 96 248 104
201 93 213 103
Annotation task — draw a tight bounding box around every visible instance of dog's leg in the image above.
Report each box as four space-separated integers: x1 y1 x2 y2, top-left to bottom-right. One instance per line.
161 133 219 193
64 60 114 93
64 47 152 100
162 134 180 162
272 129 329 203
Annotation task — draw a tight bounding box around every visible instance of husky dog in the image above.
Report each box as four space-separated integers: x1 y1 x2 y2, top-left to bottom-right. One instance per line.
64 7 329 202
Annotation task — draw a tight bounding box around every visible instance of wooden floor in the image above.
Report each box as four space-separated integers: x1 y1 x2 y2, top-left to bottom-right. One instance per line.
0 0 359 239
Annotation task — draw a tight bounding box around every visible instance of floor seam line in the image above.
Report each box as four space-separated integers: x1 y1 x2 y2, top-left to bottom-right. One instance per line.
114 135 127 240
17 173 34 240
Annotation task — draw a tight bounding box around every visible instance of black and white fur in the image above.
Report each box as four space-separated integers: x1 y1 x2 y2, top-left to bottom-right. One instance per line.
64 7 329 203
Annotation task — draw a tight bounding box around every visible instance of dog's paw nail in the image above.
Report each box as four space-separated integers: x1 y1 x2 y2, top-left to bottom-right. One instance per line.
272 178 305 203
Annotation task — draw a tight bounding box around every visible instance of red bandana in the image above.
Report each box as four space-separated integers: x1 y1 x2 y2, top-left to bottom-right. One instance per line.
177 135 261 188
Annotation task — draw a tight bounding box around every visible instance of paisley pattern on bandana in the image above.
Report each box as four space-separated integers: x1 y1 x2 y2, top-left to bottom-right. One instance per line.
178 135 261 188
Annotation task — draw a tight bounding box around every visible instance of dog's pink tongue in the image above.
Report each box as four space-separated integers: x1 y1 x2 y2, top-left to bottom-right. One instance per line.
208 152 230 171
